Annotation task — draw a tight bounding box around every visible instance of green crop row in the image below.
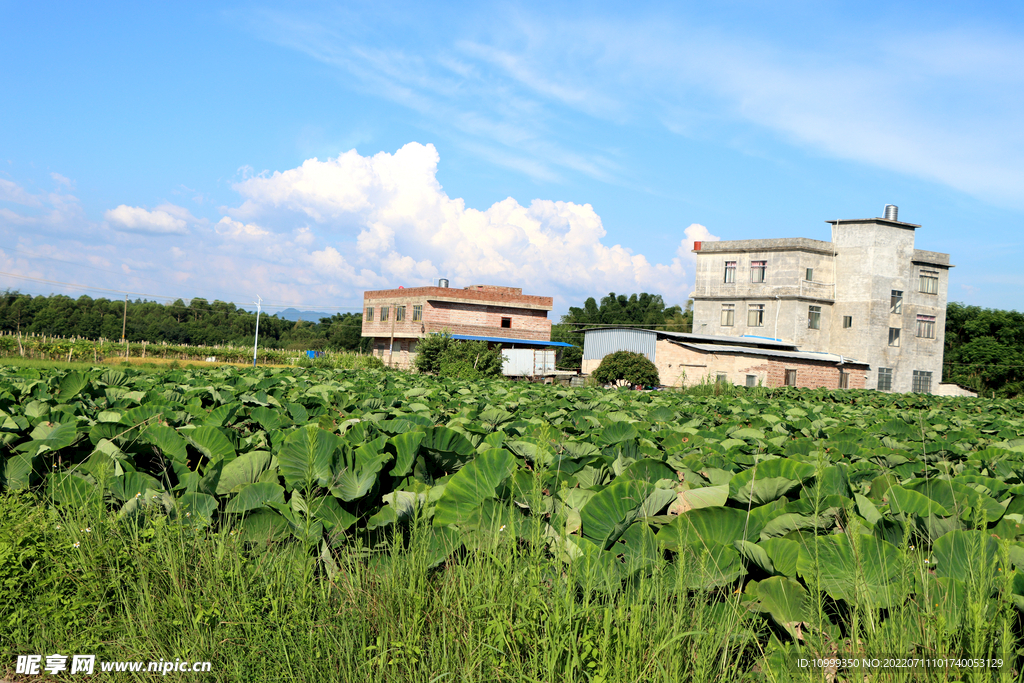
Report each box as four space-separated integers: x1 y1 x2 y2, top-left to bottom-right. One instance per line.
2 363 1024 679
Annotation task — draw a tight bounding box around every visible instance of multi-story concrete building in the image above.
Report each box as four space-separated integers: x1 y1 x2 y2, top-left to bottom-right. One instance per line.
691 206 952 393
361 283 564 369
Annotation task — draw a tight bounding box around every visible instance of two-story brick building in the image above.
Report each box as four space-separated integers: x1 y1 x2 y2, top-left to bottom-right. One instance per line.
361 283 564 369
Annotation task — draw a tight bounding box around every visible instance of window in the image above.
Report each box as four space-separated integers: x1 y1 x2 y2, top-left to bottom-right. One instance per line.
748 304 765 327
784 369 797 386
413 305 423 321
912 370 933 393
746 375 757 388
839 371 849 389
751 260 767 283
808 305 821 330
381 306 389 322
843 316 852 329
501 317 512 329
890 290 903 314
805 268 814 281
919 272 939 295
916 314 936 339
877 367 893 391
396 306 406 322
721 304 735 327
724 261 736 283
366 306 374 322
716 372 728 385
888 327 900 347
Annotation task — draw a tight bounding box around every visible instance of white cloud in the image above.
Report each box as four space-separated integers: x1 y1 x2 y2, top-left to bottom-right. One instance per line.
0 179 42 207
105 205 190 235
50 172 75 190
224 143 715 305
215 216 269 239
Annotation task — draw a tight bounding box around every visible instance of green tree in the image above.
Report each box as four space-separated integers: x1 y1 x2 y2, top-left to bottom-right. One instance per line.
591 351 660 387
414 331 503 379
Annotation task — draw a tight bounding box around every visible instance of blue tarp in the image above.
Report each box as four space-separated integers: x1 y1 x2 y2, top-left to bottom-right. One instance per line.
451 334 574 348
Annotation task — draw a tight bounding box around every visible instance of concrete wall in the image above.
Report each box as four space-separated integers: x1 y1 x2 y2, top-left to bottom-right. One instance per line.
690 217 951 394
581 338 866 390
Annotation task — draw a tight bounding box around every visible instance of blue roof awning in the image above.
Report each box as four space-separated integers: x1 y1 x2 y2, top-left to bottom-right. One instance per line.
451 334 574 348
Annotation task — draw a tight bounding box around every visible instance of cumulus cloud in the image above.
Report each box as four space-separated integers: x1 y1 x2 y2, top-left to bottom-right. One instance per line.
226 142 716 305
215 216 269 239
105 204 190 235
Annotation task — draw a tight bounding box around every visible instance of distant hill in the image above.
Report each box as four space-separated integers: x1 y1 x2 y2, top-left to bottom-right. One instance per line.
272 308 338 322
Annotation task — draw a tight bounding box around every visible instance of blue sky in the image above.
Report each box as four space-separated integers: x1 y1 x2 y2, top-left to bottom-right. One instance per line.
2 1 1023 317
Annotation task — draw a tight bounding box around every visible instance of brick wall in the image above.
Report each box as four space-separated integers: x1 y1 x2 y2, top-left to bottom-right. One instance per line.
583 339 867 389
362 286 553 341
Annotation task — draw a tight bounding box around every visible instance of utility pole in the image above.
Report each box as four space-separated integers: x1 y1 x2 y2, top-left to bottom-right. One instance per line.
252 296 262 368
387 302 397 367
121 294 128 357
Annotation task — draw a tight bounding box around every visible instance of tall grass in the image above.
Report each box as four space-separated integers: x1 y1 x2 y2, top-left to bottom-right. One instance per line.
2 488 1018 682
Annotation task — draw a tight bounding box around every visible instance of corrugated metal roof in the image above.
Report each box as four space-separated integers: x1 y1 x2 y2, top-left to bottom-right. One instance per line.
579 327 797 349
451 334 574 347
583 328 657 361
673 342 868 366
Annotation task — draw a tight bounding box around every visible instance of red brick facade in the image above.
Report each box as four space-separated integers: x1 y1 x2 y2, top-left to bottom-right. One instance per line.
361 285 554 367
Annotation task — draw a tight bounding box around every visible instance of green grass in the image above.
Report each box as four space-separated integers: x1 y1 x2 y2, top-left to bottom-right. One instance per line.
2 490 1018 683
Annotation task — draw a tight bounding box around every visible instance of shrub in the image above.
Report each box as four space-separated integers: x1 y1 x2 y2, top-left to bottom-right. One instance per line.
415 332 503 379
591 351 659 387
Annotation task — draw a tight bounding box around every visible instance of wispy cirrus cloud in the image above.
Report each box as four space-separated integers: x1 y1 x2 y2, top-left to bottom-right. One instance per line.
242 6 1024 206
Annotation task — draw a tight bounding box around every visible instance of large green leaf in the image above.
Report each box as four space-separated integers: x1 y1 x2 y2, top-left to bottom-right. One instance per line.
387 431 425 478
421 427 476 471
110 471 163 502
796 534 904 608
279 425 338 493
885 484 951 517
579 477 655 549
178 492 218 522
143 424 188 461
729 458 816 505
225 482 286 513
184 426 236 463
332 437 391 502
658 506 763 551
749 576 814 641
434 448 516 526
675 541 745 588
932 530 1000 584
57 371 90 402
216 450 272 495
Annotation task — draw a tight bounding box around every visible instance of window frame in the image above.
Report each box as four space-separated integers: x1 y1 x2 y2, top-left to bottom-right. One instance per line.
877 367 893 391
784 369 797 387
412 304 423 322
380 306 389 322
890 290 903 314
912 370 933 393
395 305 406 322
807 305 821 330
842 315 852 329
747 303 765 327
724 261 736 283
365 306 374 322
916 314 936 339
721 304 735 327
919 271 939 295
839 371 849 389
745 374 757 388
750 260 767 283
500 317 512 329
805 267 814 281
888 327 900 347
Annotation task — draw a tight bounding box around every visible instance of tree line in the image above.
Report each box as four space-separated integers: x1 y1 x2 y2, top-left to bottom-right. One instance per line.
0 291 368 352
